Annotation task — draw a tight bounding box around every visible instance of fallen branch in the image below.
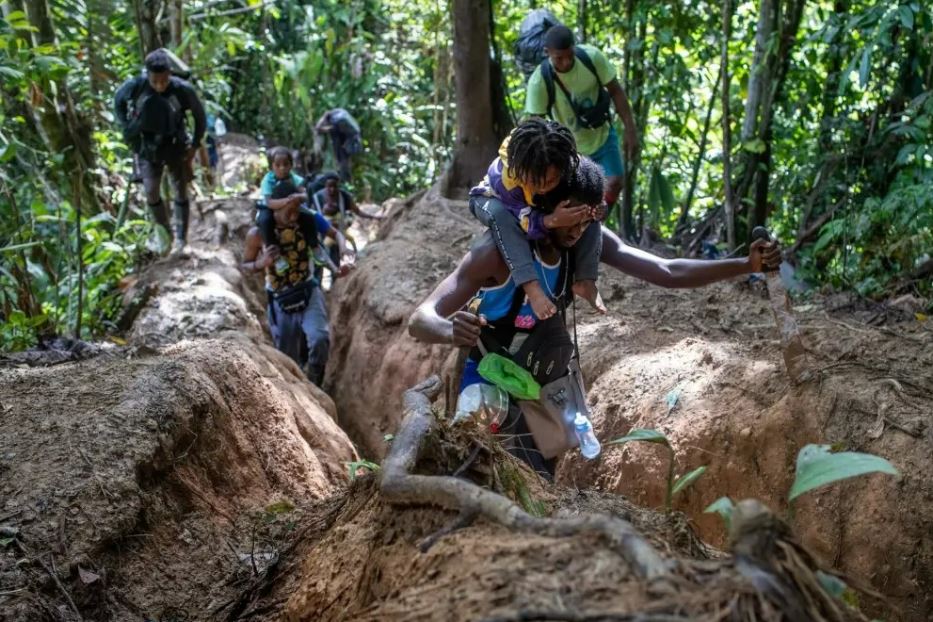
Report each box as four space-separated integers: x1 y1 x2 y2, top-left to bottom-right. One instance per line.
380 376 670 580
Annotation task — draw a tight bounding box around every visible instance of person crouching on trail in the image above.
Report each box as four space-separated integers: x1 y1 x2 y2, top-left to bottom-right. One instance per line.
114 49 206 254
410 158 781 478
469 118 607 325
241 180 353 386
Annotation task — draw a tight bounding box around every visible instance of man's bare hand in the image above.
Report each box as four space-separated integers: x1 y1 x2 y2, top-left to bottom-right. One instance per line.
544 200 589 229
451 311 486 347
748 239 782 273
256 245 280 270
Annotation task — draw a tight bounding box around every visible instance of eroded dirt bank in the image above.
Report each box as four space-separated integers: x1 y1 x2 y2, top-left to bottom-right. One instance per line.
0 137 357 621
327 185 932 620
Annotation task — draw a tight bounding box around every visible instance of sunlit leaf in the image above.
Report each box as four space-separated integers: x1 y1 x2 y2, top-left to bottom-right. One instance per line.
672 465 706 497
609 429 670 447
704 496 735 529
789 444 899 501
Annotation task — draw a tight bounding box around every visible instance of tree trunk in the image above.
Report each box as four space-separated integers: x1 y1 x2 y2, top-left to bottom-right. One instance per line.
679 65 722 229
446 0 500 196
620 3 646 240
578 0 587 43
23 0 99 213
170 0 184 50
749 0 807 231
722 0 736 251
133 0 163 57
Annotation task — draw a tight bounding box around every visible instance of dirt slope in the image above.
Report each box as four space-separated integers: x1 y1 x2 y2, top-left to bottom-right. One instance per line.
326 184 932 620
325 186 478 458
0 136 358 621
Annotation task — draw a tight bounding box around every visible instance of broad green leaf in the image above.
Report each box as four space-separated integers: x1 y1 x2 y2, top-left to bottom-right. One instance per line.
609 428 670 447
742 138 766 154
858 48 871 87
898 6 914 30
789 444 898 501
0 66 25 80
704 496 735 529
672 465 706 497
0 141 16 163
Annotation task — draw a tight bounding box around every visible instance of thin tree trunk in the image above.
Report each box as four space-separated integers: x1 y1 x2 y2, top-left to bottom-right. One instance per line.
133 0 163 56
578 0 587 43
621 6 647 240
679 65 722 228
170 0 184 52
750 0 807 231
24 0 99 213
73 176 83 340
722 0 736 251
447 0 500 195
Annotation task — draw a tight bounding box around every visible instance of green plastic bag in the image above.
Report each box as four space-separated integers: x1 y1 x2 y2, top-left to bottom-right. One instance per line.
477 353 541 400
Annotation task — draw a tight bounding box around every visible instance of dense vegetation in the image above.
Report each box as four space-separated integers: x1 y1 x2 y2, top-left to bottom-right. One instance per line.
1 0 930 350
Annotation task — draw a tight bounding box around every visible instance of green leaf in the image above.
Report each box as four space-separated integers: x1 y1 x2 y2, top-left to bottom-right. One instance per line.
672 465 706 497
347 459 380 482
704 496 735 529
789 444 899 501
264 500 295 515
858 48 871 87
0 65 25 80
742 138 766 154
898 6 914 30
609 428 671 447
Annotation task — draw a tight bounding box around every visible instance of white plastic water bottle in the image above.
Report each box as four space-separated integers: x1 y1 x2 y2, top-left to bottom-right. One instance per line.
574 412 601 460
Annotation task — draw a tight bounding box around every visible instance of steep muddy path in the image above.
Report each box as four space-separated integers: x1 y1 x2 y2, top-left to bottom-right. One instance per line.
1 145 929 621
325 184 932 620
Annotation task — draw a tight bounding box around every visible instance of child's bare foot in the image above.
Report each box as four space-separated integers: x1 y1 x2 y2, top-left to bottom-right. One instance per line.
573 279 607 314
523 280 556 319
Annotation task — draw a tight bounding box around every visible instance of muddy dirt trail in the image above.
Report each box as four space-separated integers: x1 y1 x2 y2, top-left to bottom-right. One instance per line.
0 138 357 621
1 143 930 622
327 185 932 620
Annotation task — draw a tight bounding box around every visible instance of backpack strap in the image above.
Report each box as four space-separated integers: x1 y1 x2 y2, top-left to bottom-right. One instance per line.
297 207 321 250
573 47 603 84
540 59 557 118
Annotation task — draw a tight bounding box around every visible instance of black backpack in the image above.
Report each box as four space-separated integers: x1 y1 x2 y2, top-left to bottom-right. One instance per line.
540 47 613 130
514 9 562 80
126 77 186 160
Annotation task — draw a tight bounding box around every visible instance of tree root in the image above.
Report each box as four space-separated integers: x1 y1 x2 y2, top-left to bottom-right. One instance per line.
380 376 671 580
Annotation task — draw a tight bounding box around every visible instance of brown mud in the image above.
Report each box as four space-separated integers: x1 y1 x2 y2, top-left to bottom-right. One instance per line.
327 186 932 620
1 145 929 621
0 138 356 621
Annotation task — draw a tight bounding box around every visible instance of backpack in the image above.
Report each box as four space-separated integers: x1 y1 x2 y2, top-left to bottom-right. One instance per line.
540 47 613 130
515 9 563 80
126 77 186 160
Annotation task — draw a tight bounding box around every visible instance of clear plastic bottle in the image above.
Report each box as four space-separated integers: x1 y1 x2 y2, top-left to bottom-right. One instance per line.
454 383 508 431
574 412 601 460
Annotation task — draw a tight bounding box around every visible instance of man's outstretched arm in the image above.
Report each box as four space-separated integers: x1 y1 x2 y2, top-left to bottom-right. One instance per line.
600 226 780 288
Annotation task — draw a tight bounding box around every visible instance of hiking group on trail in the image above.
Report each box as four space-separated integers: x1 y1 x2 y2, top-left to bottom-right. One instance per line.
112 22 779 473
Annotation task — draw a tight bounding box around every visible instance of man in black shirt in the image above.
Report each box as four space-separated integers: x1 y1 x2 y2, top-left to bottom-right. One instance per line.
114 49 206 253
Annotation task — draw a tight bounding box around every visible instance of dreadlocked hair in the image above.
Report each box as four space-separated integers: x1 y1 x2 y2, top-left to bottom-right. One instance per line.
505 119 579 189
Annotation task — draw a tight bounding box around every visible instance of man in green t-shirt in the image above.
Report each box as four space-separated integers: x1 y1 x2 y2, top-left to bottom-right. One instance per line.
525 25 636 207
